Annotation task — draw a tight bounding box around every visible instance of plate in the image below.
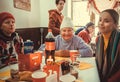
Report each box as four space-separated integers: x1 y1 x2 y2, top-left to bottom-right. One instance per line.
60 74 76 82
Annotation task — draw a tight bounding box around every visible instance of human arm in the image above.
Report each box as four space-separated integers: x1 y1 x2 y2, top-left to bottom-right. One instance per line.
76 37 93 57
38 44 45 51
55 50 69 57
38 44 69 57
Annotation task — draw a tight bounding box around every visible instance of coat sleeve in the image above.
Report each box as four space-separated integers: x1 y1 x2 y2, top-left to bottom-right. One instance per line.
77 37 93 57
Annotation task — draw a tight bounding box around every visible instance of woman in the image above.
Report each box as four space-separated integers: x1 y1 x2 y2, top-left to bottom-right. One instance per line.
78 22 95 44
39 17 93 57
0 12 24 68
96 9 120 82
48 0 66 36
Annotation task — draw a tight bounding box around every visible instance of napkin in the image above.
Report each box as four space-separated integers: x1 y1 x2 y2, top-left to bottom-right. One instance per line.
0 69 10 79
78 62 93 70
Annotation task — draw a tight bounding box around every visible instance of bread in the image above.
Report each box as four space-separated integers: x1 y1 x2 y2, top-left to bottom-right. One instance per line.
19 71 32 82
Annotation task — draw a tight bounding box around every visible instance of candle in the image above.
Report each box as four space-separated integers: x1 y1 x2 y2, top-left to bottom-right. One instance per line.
47 56 53 65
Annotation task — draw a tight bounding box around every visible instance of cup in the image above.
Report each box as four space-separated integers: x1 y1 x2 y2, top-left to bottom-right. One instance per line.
69 50 79 63
8 61 19 80
32 71 47 82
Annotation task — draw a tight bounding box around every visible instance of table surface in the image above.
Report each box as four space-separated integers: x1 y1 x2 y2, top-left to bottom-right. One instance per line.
0 57 100 82
77 57 100 82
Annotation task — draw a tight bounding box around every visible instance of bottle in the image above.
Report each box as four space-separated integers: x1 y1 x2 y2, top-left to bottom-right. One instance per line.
45 29 55 64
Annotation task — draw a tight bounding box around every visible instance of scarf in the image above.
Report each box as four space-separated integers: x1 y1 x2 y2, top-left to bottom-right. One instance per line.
96 29 120 82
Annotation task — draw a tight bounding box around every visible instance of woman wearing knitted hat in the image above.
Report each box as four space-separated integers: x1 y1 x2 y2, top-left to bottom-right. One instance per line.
77 22 95 44
0 12 24 68
39 17 93 57
96 9 120 82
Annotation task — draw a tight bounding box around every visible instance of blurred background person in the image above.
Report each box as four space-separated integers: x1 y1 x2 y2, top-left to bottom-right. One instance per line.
77 22 95 44
96 9 120 82
48 0 66 36
75 26 85 35
0 12 24 68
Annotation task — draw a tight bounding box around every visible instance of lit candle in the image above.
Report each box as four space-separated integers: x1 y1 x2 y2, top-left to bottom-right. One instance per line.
47 56 53 65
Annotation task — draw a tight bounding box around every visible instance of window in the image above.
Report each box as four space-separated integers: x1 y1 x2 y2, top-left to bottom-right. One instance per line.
71 0 99 36
72 0 90 27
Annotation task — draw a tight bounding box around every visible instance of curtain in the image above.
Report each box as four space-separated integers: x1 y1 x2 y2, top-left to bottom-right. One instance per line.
87 0 119 15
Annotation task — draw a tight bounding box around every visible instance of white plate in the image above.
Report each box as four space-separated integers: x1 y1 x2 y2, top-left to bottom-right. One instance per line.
60 74 76 82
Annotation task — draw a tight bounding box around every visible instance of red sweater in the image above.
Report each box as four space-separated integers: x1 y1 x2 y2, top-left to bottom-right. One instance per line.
48 9 63 36
78 29 91 44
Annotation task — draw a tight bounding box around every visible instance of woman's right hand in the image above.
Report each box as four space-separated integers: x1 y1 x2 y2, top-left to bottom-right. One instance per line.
55 50 70 57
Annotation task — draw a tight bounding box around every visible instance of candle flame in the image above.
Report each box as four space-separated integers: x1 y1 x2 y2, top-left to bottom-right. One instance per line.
48 55 52 59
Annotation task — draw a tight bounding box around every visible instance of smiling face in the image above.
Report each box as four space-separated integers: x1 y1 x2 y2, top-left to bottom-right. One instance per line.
1 18 15 36
56 0 65 11
60 27 74 41
98 12 117 34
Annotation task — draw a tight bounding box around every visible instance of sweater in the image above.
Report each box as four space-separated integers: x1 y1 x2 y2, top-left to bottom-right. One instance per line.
0 30 23 68
48 9 63 36
96 30 120 82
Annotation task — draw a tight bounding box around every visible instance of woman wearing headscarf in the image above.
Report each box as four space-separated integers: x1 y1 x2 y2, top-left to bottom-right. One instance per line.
96 9 120 82
0 12 24 68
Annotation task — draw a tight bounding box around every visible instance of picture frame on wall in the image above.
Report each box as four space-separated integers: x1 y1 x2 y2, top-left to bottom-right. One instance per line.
13 0 31 11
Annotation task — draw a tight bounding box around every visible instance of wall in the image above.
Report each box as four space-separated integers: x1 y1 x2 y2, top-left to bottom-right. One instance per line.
0 0 68 28
0 0 41 28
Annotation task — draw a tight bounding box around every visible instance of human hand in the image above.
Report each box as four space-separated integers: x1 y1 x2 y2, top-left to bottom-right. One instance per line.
55 50 70 57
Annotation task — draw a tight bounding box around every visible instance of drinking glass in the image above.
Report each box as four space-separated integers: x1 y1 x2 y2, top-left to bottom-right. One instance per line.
8 61 19 81
72 54 81 64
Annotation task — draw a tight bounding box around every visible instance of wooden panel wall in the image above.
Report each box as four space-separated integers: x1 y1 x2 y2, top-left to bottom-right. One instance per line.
16 27 48 50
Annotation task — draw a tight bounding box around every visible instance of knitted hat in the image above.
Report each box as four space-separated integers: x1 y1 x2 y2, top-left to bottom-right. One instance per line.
0 12 15 27
85 22 94 28
60 17 74 30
